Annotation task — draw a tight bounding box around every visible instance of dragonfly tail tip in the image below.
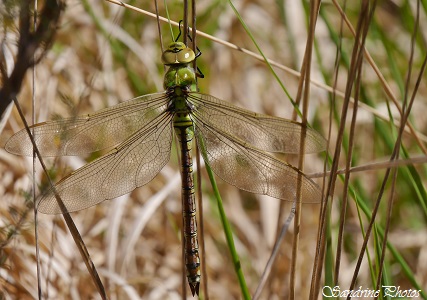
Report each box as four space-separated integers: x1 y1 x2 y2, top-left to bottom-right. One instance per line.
189 282 200 296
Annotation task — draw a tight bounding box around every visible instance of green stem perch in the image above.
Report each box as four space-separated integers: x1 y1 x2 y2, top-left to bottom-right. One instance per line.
204 162 251 300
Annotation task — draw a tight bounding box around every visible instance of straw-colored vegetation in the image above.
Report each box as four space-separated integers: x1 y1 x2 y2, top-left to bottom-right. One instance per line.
1 0 426 299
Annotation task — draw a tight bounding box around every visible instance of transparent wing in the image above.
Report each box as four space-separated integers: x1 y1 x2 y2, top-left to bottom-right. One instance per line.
6 92 169 156
37 113 174 214
187 93 326 154
192 111 323 203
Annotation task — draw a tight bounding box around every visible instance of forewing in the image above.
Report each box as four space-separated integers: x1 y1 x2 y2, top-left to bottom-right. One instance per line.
37 113 173 214
193 116 322 203
5 92 169 156
188 93 326 154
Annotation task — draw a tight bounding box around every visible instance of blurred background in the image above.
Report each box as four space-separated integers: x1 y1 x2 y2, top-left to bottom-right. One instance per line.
1 0 426 299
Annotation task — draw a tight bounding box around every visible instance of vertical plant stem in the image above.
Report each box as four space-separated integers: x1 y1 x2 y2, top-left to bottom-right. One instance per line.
291 1 320 299
32 1 42 298
204 163 250 300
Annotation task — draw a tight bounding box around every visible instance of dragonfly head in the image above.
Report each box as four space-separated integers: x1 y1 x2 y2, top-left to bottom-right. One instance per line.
162 42 195 65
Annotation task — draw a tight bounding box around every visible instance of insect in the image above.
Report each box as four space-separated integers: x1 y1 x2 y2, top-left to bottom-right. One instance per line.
6 41 326 296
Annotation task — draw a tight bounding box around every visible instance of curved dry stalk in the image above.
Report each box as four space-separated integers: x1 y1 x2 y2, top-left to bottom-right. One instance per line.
104 0 427 147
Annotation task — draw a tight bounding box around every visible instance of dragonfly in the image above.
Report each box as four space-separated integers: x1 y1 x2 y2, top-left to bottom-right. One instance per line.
6 41 326 296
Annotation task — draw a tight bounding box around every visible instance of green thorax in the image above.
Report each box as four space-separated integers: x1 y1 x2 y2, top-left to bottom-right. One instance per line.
162 42 198 125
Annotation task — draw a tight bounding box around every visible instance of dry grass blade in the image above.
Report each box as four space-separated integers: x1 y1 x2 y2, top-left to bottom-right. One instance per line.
332 0 427 154
107 0 427 145
1 2 107 298
291 1 321 300
252 203 295 300
375 2 422 292
312 0 375 297
333 0 367 290
346 0 424 295
308 154 427 178
12 97 108 300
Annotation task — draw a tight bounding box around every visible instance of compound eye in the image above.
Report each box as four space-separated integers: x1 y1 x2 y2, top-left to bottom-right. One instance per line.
161 51 177 64
176 48 195 63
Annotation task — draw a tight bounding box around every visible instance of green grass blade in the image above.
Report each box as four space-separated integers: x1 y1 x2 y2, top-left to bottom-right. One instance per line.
352 186 427 300
204 162 251 300
163 0 175 41
226 0 302 117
